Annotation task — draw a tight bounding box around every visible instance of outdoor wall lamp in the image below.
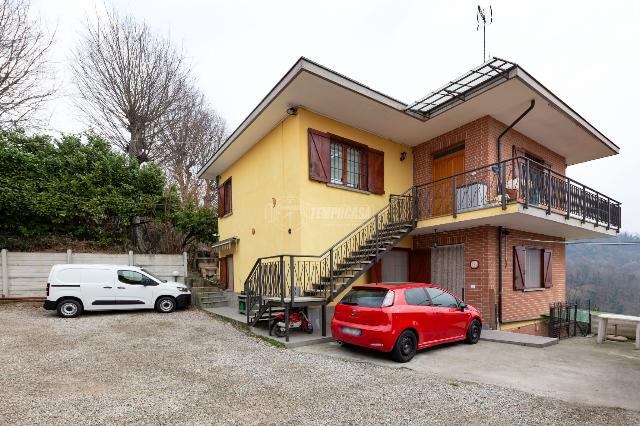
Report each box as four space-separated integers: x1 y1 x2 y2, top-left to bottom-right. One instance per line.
400 152 407 161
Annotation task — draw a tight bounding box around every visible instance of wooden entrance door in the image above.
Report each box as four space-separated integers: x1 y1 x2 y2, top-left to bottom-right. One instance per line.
432 149 465 216
409 250 431 283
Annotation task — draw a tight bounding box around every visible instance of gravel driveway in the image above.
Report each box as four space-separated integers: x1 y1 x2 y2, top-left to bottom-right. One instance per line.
1 303 638 425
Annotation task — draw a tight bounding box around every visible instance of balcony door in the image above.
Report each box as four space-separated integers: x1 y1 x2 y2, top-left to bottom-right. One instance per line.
432 147 465 217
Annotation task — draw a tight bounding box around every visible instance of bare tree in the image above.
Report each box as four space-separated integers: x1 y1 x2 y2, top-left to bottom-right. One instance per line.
159 86 226 204
0 0 55 127
71 8 189 163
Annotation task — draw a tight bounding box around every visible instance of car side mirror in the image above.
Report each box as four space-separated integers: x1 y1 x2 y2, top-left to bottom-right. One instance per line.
459 302 467 312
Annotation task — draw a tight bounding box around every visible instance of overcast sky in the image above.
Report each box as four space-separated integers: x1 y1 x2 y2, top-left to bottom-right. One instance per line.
30 0 640 234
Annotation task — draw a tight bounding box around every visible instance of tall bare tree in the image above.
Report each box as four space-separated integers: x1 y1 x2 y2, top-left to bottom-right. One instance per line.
159 86 226 205
71 8 189 163
0 0 55 127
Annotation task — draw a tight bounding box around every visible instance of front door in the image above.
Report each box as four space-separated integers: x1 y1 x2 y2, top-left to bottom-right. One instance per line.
381 250 408 282
114 270 156 308
409 250 430 283
430 244 465 299
432 148 465 217
219 256 228 290
226 255 234 290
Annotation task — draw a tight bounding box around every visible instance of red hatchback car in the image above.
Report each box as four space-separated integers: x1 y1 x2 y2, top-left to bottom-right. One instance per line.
331 283 482 362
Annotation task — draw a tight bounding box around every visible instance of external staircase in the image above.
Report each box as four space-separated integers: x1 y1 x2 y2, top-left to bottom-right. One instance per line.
243 192 416 340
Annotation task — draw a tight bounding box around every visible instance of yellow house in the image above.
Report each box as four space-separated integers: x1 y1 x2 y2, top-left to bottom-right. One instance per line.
198 57 620 339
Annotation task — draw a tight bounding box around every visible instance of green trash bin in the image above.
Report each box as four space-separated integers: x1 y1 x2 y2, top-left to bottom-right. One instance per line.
238 295 246 314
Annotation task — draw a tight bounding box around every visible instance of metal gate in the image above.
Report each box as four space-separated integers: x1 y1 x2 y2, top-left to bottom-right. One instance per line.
430 244 464 299
549 301 592 339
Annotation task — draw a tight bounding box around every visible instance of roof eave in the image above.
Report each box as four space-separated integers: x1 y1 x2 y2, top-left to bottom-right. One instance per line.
197 57 409 179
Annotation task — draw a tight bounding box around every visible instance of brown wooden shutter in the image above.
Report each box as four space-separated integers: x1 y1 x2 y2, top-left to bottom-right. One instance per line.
513 246 526 290
308 129 330 182
225 179 232 214
219 256 228 290
543 249 553 288
217 183 225 217
367 149 384 195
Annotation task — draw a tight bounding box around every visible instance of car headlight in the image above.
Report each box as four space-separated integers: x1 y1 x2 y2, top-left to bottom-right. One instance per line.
177 287 189 293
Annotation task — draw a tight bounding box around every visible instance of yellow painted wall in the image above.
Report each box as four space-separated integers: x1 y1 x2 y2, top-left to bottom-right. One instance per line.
295 108 414 255
217 115 303 292
217 108 414 292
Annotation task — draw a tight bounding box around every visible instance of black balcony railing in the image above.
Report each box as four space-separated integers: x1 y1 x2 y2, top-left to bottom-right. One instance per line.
414 157 621 231
414 156 621 231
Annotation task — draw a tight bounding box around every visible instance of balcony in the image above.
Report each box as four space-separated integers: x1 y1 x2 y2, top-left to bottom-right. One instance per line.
412 157 621 238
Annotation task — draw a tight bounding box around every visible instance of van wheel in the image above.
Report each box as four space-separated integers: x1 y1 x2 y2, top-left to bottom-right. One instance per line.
391 330 417 363
155 296 176 313
57 299 82 318
466 319 481 344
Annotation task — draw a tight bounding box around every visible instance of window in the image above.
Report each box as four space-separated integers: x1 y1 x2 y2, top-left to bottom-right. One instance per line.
330 141 365 189
308 129 384 194
404 288 431 306
339 288 389 307
513 246 552 290
425 287 459 308
118 270 143 285
525 248 543 289
218 178 232 217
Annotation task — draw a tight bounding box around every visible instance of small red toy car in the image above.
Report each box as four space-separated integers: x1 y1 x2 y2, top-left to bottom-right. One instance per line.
331 283 482 362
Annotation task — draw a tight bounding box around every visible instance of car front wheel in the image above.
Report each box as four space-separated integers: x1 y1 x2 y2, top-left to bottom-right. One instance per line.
57 299 82 318
390 330 417 363
155 296 176 313
465 319 481 344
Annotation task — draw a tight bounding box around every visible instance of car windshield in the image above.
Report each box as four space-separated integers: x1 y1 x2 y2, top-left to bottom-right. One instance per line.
340 288 388 307
141 269 167 283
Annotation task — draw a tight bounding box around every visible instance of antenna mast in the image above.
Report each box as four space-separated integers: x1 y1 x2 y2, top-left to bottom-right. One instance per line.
476 4 493 62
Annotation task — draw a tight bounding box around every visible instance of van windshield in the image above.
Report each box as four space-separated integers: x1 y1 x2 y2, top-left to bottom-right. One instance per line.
142 269 167 283
340 288 388 307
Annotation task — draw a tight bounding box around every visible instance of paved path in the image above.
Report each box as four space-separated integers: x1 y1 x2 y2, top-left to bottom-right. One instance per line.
296 336 640 411
481 329 558 347
1 303 639 425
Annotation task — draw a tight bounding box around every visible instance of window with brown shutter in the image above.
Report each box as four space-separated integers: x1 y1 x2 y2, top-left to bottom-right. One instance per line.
308 129 330 183
543 249 553 288
513 246 526 290
513 246 552 290
367 149 384 195
307 128 384 194
218 178 232 217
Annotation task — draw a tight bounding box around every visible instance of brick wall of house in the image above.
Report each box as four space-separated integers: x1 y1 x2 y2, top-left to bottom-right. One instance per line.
413 226 566 328
413 226 498 328
500 229 566 322
487 116 567 174
412 115 567 186
413 116 491 186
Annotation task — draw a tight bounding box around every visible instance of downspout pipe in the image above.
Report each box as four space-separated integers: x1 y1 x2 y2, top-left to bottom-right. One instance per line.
495 101 534 328
497 227 503 328
496 99 535 163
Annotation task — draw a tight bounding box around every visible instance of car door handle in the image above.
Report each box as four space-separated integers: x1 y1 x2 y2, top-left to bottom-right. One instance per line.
117 286 125 289
103 286 112 289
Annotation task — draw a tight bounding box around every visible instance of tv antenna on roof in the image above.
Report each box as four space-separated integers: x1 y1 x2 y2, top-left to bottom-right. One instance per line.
477 4 493 62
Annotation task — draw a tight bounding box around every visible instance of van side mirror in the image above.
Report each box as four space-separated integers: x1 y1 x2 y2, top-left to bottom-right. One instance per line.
459 302 467 312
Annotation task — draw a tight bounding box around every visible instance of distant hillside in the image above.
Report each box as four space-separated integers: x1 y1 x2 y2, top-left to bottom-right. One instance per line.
567 232 640 315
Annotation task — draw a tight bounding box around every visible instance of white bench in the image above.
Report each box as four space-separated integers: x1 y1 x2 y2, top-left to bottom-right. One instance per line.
596 313 640 349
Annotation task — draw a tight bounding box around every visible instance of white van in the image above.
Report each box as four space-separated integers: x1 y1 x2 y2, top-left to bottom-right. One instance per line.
43 264 191 318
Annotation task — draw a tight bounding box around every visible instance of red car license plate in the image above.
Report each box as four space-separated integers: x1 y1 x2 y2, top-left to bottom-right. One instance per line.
341 327 362 336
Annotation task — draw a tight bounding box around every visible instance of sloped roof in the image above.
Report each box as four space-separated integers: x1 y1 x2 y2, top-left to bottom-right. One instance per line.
198 57 618 179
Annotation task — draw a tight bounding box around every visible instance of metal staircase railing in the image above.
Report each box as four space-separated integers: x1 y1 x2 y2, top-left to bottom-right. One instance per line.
244 191 416 326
